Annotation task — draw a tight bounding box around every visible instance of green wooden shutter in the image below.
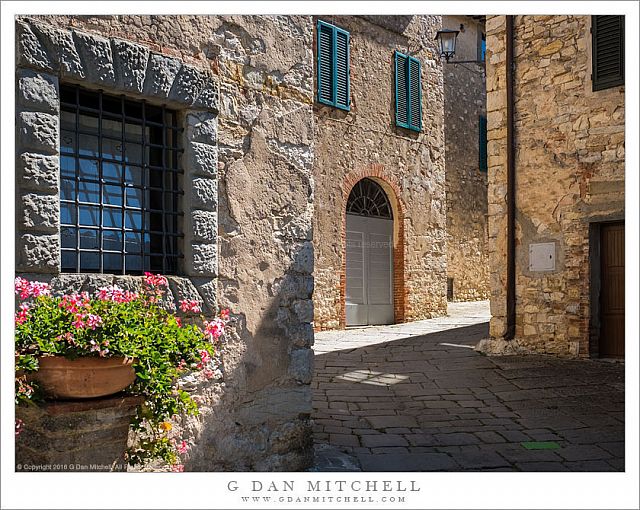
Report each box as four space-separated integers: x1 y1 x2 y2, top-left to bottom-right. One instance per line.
479 115 488 172
395 51 421 132
317 22 334 104
395 51 409 126
409 57 421 131
592 15 624 91
317 21 350 110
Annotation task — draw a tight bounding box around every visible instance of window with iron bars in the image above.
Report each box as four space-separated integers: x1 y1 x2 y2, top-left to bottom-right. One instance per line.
59 85 184 275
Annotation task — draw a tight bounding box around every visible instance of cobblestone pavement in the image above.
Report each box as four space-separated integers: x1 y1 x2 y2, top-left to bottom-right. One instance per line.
311 302 624 472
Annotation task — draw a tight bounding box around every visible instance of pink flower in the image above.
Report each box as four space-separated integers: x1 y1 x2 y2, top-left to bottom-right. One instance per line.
175 317 182 328
144 272 168 288
196 349 211 369
72 315 85 329
170 464 184 472
204 318 225 341
202 368 214 380
15 305 29 325
177 359 187 370
219 308 230 320
96 285 139 303
15 278 51 300
179 299 201 314
176 440 190 454
15 419 24 437
85 314 103 330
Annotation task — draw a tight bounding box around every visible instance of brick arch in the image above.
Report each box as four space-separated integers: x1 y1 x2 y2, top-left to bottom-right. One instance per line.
340 164 406 328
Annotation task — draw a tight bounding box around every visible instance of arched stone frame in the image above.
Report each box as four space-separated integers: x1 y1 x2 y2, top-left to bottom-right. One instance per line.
340 164 406 328
15 16 220 311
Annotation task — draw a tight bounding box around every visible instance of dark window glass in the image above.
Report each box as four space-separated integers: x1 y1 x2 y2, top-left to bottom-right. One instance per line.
479 115 488 172
59 85 183 275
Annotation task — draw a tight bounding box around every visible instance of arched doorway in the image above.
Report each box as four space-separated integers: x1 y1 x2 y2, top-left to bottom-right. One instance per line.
345 178 394 326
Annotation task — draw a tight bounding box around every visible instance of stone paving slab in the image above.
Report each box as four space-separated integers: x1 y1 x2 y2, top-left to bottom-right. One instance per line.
311 301 624 472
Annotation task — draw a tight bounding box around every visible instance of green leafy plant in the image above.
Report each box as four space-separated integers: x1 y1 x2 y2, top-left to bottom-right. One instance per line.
14 274 228 471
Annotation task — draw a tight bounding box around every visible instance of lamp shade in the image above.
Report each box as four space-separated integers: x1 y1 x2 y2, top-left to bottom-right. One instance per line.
434 29 459 62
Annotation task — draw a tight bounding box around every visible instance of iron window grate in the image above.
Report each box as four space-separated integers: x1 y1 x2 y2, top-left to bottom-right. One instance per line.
59 84 184 275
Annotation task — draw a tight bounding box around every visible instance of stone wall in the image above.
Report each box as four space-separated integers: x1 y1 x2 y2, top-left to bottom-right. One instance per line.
483 15 624 356
312 15 447 330
16 15 315 470
443 15 489 302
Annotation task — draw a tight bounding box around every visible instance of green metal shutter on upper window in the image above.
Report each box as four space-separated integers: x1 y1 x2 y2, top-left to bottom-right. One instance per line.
395 51 421 131
317 21 350 110
479 115 488 172
592 15 624 91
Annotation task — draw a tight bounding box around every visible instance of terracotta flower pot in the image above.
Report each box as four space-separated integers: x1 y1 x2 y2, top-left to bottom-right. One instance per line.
31 356 136 399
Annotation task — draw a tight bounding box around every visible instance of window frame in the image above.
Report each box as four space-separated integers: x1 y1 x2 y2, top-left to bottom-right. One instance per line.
316 20 351 111
394 50 422 132
58 84 184 276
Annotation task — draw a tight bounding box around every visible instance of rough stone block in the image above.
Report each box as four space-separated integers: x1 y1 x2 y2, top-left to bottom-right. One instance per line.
19 153 59 191
191 177 218 211
143 53 182 98
17 69 59 113
188 142 218 177
191 243 218 276
43 26 85 80
191 277 218 312
192 210 218 242
234 386 312 427
16 20 54 71
21 193 58 232
167 277 203 309
291 241 313 274
72 31 116 87
17 111 58 153
169 64 206 105
289 348 314 384
193 73 219 111
291 322 315 348
50 274 87 295
293 299 314 323
186 111 217 145
112 38 149 93
17 233 59 272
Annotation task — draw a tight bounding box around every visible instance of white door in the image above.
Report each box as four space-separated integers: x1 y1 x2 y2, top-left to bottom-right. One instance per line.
345 178 394 326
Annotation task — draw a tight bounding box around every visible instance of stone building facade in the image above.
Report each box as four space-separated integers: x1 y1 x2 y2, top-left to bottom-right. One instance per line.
481 15 625 357
15 14 315 471
312 15 448 330
443 15 490 302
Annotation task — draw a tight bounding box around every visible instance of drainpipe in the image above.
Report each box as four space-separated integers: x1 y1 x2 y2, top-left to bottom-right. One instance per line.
505 15 516 340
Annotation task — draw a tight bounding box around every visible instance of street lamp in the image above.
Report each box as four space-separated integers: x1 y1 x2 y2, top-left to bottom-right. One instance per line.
434 29 459 63
435 28 485 64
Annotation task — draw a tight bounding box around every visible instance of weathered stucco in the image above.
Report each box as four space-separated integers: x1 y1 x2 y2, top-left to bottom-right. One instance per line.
482 15 624 357
443 15 489 302
16 14 315 471
312 15 447 330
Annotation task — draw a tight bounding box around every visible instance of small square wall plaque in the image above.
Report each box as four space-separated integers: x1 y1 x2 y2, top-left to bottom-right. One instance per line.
529 242 556 271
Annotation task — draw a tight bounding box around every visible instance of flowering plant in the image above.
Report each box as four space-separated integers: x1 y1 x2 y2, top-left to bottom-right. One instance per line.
14 274 229 470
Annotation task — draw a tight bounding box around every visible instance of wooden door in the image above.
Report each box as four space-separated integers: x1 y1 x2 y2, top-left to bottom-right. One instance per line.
599 222 625 358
